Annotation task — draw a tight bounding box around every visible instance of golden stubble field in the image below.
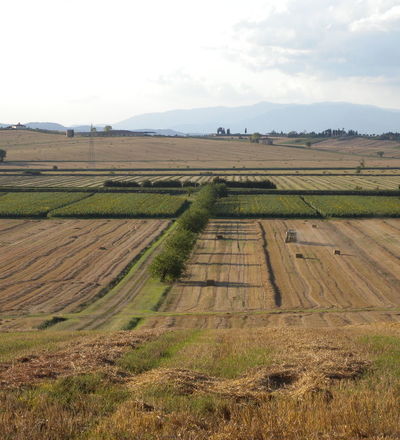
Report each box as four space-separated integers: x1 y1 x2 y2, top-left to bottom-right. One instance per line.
2 130 400 168
314 137 400 158
143 218 400 329
0 219 168 329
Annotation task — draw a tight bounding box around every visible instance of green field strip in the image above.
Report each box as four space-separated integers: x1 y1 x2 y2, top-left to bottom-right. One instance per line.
49 192 188 218
0 191 91 217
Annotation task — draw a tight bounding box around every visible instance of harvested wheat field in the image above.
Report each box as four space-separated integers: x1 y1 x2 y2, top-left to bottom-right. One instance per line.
3 130 400 168
143 219 400 329
315 137 400 158
0 219 168 316
2 325 400 440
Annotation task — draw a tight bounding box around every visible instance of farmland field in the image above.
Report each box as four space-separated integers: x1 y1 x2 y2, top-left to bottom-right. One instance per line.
2 130 400 169
0 219 169 325
142 219 400 329
0 191 89 217
305 195 400 217
312 137 400 158
1 173 400 190
215 195 318 217
214 194 400 217
51 193 186 218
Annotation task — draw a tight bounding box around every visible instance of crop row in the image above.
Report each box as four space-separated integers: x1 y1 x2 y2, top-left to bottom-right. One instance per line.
0 192 398 218
215 195 400 218
50 193 187 218
0 192 186 218
303 195 400 217
215 195 317 217
1 174 400 190
0 192 89 217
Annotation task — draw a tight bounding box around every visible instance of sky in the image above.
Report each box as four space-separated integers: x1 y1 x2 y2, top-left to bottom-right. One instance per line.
1 0 400 125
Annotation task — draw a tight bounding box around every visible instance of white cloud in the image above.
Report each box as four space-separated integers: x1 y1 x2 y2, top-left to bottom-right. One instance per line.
350 5 400 31
0 0 399 124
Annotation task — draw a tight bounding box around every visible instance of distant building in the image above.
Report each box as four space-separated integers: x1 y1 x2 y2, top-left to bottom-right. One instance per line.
8 122 27 130
260 136 273 145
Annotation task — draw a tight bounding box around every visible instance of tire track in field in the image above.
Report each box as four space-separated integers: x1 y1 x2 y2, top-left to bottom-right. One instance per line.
257 221 282 307
0 220 168 314
68 220 170 330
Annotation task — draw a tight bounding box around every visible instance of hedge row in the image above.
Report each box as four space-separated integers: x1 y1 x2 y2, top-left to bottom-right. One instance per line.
149 184 227 281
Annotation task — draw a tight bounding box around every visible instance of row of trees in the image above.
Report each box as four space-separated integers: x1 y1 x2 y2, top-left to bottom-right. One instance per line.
104 180 200 188
150 184 226 281
212 176 276 189
0 149 6 162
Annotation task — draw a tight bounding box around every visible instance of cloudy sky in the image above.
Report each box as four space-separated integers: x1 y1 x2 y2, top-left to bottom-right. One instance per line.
1 0 399 125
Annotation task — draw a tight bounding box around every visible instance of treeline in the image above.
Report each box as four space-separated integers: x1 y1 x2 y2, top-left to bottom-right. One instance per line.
270 129 360 138
269 129 400 140
105 179 276 189
212 177 276 189
377 132 400 141
104 180 200 188
150 184 226 281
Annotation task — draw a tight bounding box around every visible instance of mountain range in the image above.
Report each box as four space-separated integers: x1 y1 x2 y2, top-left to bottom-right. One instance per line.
114 102 400 134
1 101 399 134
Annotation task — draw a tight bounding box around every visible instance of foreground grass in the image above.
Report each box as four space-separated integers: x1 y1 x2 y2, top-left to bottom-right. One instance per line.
2 326 400 439
0 331 93 362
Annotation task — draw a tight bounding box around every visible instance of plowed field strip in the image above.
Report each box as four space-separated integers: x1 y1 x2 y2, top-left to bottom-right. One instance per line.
0 219 169 315
148 219 400 329
160 220 275 314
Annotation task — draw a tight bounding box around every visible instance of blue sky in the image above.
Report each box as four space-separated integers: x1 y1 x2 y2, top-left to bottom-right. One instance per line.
1 0 399 125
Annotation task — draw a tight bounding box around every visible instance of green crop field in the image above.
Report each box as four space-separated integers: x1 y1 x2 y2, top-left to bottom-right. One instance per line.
51 193 187 218
0 192 89 217
215 195 318 217
304 195 400 217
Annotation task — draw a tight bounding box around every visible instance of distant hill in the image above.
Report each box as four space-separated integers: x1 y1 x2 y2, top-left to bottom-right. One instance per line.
71 125 106 132
25 122 68 131
114 102 400 134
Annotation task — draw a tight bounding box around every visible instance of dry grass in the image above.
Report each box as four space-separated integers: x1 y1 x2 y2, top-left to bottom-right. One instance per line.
2 130 400 168
0 330 160 388
1 325 400 439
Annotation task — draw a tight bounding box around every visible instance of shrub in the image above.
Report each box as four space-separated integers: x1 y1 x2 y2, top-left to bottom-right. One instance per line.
103 180 140 188
150 250 186 281
164 230 197 258
154 180 182 187
177 208 209 233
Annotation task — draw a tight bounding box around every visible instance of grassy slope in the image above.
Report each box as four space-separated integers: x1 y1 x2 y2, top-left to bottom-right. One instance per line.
1 325 400 439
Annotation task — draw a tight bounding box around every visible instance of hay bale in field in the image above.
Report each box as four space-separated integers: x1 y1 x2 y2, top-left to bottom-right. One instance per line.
312 224 317 228
216 234 224 240
295 253 303 259
334 250 341 255
285 229 297 243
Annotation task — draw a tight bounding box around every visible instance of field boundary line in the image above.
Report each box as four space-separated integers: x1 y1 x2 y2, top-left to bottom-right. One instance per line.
130 306 400 320
299 195 323 217
46 192 94 217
